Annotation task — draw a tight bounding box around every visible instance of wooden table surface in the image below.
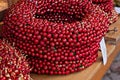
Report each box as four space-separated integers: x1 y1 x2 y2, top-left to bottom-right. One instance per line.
105 16 120 44
0 0 8 12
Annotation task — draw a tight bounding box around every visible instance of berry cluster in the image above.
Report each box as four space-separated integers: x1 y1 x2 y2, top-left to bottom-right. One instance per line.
0 39 31 80
92 0 118 24
1 0 118 75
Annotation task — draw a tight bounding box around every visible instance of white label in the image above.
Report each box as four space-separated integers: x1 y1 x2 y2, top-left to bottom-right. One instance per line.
100 37 107 65
115 7 120 14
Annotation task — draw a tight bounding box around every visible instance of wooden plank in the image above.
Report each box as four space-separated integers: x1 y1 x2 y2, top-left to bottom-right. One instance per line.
0 22 3 25
0 0 8 12
105 16 120 45
0 22 3 36
0 10 6 21
92 42 120 80
0 0 8 21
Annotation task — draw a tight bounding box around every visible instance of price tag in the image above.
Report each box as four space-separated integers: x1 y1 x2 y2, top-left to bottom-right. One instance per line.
115 7 120 14
100 37 107 65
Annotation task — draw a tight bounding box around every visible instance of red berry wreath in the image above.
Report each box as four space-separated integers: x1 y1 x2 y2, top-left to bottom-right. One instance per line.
2 0 109 75
0 39 31 80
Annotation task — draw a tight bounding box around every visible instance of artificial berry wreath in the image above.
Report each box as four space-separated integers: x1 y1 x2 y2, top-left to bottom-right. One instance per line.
1 0 117 75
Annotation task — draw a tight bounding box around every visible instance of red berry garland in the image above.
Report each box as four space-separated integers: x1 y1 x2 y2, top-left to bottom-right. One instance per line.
92 0 118 24
107 9 118 24
0 39 31 80
27 42 99 75
92 0 112 3
2 0 109 75
98 1 114 12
